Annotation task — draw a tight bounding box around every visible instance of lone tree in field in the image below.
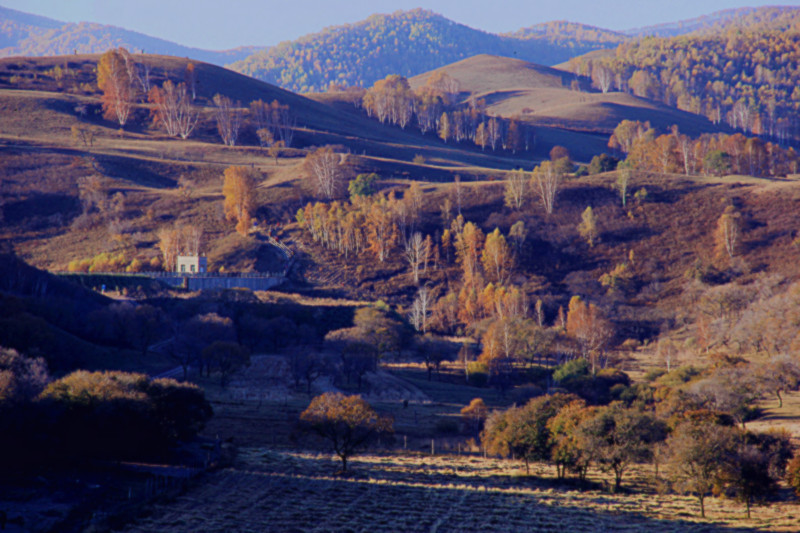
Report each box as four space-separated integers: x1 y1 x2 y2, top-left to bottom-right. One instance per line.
299 392 393 472
97 48 136 127
222 166 257 236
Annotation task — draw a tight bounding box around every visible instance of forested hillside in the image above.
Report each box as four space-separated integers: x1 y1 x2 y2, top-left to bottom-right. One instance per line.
0 6 260 65
627 5 800 37
230 9 620 93
567 10 800 144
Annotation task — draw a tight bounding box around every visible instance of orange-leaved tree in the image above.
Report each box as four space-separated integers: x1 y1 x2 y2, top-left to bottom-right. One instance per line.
97 48 137 127
222 166 257 236
299 392 393 472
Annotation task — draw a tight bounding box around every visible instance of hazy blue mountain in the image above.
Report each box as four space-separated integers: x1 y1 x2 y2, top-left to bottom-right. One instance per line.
0 5 263 65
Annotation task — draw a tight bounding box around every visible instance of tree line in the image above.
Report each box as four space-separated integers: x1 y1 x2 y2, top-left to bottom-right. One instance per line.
608 119 799 177
356 71 534 153
568 25 800 144
96 48 294 149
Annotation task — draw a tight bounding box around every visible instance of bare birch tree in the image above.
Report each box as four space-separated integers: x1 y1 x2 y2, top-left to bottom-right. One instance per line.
149 81 198 139
305 147 345 200
504 169 528 210
532 160 562 215
213 94 242 146
405 232 425 284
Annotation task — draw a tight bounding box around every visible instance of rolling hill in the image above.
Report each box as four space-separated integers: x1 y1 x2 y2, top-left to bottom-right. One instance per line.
409 54 725 143
0 5 261 65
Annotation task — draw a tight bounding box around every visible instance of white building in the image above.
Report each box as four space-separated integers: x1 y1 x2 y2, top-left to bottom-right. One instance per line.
175 255 208 274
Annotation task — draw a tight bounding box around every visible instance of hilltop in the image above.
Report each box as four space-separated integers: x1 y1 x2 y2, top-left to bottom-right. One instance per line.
407 54 725 160
0 5 261 65
229 9 621 93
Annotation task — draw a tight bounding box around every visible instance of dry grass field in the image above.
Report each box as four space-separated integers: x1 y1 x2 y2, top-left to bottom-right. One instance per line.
121 448 799 533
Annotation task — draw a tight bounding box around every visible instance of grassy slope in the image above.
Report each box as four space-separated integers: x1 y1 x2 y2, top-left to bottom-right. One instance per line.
409 55 725 140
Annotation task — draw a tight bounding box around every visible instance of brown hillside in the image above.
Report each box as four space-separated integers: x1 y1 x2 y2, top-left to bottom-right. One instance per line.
410 54 725 139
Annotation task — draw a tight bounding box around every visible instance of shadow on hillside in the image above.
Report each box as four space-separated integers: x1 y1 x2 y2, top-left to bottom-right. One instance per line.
559 185 617 207
95 154 177 188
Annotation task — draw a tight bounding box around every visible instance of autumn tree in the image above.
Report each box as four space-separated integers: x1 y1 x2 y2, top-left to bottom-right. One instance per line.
202 341 250 387
438 112 451 143
547 399 593 480
299 392 393 472
460 397 488 437
577 206 599 247
566 296 614 372
715 205 741 260
222 166 258 236
666 416 739 517
504 169 528 210
0 348 48 405
482 393 578 475
475 122 488 150
148 80 198 139
578 404 666 491
184 62 197 100
97 48 136 127
454 221 485 288
616 168 632 207
306 147 346 200
365 193 398 262
213 94 242 146
718 432 793 519
481 228 514 285
532 160 561 215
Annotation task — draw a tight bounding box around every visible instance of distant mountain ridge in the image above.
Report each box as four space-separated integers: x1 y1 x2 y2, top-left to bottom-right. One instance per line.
626 5 800 37
0 5 262 65
230 9 622 93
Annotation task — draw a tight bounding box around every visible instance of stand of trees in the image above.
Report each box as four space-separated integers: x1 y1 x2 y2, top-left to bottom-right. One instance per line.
360 73 533 153
568 24 800 144
0 347 212 470
609 120 799 177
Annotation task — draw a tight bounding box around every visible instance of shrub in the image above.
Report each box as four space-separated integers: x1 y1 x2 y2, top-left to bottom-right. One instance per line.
38 371 212 461
467 361 489 387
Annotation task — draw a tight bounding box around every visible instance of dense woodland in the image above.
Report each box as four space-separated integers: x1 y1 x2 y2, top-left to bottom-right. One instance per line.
568 11 800 144
230 9 620 93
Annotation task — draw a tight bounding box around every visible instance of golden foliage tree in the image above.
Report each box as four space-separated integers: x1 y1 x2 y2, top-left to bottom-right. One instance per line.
577 206 599 247
481 228 514 285
566 295 614 371
299 392 393 472
97 48 136 126
222 166 257 236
